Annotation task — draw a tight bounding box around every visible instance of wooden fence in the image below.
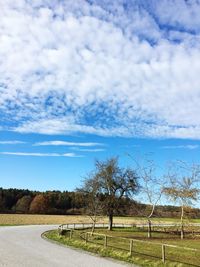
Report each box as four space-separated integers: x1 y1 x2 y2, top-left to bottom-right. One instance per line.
82 231 199 265
58 223 200 266
58 223 134 231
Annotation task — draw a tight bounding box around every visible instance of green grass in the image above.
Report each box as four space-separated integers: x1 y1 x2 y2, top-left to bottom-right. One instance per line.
94 227 200 266
45 228 200 267
44 230 173 267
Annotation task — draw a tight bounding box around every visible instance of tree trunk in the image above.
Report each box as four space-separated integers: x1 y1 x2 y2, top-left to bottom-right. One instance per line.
147 205 155 238
181 223 184 240
91 216 96 235
91 222 95 235
180 205 184 239
108 213 113 231
147 218 152 238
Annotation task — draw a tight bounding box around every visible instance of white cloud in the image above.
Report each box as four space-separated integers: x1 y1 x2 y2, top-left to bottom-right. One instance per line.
34 140 104 146
15 119 200 140
13 118 131 137
151 0 200 33
161 145 199 150
1 1 200 139
0 140 26 144
0 152 81 157
70 147 105 152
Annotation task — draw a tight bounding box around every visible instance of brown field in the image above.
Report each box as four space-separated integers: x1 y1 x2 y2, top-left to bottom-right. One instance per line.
0 214 93 225
0 214 146 225
0 214 193 226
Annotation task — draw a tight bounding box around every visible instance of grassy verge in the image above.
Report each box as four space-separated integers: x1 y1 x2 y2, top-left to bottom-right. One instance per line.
44 229 193 267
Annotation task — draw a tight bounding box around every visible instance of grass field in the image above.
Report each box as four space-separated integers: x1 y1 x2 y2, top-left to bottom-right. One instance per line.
0 214 147 225
1 213 200 226
94 227 200 263
0 214 94 225
45 227 200 267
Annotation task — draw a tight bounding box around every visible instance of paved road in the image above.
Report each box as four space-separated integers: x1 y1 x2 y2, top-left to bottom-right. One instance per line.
0 225 135 267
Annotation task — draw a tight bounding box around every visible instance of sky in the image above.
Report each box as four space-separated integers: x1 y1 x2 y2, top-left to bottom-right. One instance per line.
1 0 200 193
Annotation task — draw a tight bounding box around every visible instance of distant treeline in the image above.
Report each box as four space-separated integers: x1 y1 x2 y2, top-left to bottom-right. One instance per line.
0 187 200 218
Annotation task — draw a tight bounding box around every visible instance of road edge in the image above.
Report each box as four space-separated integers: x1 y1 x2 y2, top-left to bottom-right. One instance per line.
41 230 135 267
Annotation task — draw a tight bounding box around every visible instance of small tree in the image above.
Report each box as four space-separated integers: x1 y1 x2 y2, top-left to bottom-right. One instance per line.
163 161 200 239
78 174 102 233
80 157 139 231
129 155 164 238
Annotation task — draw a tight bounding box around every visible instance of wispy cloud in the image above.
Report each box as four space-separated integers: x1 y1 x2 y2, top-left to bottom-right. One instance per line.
34 140 104 147
160 145 199 150
70 147 105 152
0 141 26 145
0 152 82 157
1 1 200 139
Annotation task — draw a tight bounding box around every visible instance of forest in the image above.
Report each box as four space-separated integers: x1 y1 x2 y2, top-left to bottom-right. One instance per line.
1 187 200 219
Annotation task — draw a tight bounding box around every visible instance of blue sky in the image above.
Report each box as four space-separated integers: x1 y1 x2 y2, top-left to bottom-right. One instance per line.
1 0 200 192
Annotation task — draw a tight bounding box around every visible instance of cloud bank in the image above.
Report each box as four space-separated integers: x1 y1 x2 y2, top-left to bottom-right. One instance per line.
1 0 200 139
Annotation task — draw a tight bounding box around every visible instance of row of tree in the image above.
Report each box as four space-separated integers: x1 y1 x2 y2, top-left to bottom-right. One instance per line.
0 189 86 214
1 156 200 238
0 187 185 216
78 156 200 237
1 186 199 219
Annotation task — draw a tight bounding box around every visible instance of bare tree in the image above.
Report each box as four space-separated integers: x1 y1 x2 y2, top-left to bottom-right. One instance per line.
79 174 102 234
129 154 165 238
163 161 200 239
79 157 139 231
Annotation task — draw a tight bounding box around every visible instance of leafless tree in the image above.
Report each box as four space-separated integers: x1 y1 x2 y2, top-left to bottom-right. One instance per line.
79 174 102 234
79 157 139 231
163 161 200 239
128 153 166 238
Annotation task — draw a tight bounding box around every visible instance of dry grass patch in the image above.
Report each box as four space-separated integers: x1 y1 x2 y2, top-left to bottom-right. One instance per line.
0 214 93 225
1 214 199 226
0 214 143 225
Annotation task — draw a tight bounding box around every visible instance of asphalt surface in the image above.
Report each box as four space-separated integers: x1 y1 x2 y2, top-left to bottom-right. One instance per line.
0 225 135 267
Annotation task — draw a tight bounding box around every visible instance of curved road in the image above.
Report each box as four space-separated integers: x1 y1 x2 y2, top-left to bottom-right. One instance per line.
0 225 134 267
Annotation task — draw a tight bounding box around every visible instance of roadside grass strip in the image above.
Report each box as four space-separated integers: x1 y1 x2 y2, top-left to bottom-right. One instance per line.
44 226 200 267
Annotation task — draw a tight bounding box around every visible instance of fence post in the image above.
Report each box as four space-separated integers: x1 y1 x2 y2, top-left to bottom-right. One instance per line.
74 223 75 229
104 235 107 248
70 229 73 239
129 239 133 256
162 245 166 263
85 232 88 243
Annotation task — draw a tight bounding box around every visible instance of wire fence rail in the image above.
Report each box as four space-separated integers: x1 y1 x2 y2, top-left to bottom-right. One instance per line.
58 223 200 266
